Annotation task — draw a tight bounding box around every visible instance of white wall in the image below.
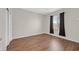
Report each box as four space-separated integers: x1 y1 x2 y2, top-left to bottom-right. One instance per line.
68 8 79 42
12 9 44 39
43 8 79 42
0 9 2 39
0 8 9 50
0 8 2 50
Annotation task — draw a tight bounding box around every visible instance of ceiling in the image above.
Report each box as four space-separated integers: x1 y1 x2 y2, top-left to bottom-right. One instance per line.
22 8 61 15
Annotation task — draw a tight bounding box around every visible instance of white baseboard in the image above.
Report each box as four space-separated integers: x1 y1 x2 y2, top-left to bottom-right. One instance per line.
12 33 79 43
47 33 79 43
12 32 44 39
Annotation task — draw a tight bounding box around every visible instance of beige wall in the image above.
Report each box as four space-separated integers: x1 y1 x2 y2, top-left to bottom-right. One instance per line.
42 8 79 42
12 9 45 39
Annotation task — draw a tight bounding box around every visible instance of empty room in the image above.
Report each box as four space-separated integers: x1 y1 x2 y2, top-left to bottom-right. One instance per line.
0 8 79 51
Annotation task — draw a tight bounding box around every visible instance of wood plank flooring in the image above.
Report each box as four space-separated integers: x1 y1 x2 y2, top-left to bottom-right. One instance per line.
7 34 79 51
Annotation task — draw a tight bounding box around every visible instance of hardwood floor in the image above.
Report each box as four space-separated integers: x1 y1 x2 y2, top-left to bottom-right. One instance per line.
7 34 79 51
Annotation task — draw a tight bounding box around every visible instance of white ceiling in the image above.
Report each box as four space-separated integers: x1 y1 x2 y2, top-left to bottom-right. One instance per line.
22 8 61 15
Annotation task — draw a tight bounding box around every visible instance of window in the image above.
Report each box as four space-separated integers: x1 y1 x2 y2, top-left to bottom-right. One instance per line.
53 15 60 35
